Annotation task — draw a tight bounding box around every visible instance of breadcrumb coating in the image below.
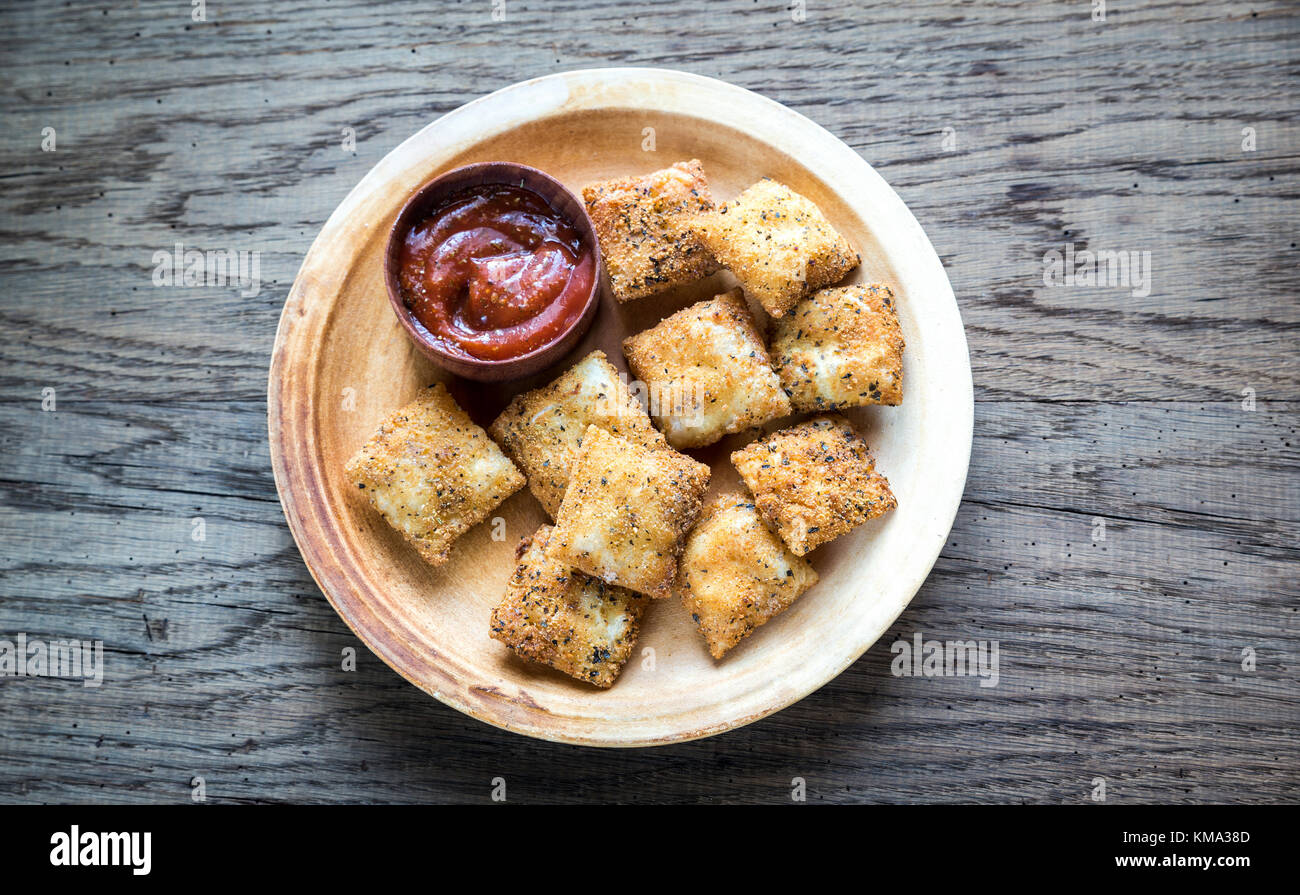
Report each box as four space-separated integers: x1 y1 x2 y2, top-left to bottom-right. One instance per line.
490 524 648 688
691 178 858 318
622 288 792 448
582 159 720 302
345 383 525 567
771 283 904 412
551 425 710 598
489 350 667 518
730 414 895 556
676 493 819 659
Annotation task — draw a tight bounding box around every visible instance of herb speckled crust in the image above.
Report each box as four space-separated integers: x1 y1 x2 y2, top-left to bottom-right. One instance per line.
691 178 858 318
582 159 720 303
551 425 711 598
771 283 905 412
488 350 667 518
622 288 792 449
490 525 648 688
676 494 819 659
344 383 525 567
730 414 895 556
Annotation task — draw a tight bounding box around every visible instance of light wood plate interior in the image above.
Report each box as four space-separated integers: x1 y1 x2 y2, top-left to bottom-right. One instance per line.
268 69 973 746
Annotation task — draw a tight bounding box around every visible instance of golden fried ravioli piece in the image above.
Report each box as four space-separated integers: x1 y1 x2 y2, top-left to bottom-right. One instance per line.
488 350 667 518
551 426 710 598
771 283 905 412
730 415 895 556
345 383 525 567
623 288 792 449
677 494 819 659
582 159 720 303
490 525 648 688
692 178 858 318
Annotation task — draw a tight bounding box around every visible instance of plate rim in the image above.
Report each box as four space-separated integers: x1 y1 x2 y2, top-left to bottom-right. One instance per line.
268 67 974 747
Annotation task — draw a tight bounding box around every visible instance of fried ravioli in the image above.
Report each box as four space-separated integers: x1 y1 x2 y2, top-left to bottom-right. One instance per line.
550 425 710 598
582 159 721 303
490 524 648 688
771 283 905 412
730 414 895 556
692 178 858 318
488 350 667 518
676 494 819 659
622 288 792 449
345 383 525 567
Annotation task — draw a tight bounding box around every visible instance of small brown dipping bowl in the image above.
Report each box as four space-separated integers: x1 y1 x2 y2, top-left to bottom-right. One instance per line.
384 162 602 382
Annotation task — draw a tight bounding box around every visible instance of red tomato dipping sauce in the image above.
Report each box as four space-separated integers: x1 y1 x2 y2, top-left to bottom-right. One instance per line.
397 183 595 361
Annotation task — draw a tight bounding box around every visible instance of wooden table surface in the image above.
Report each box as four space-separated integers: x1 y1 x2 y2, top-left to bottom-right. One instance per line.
1 0 1296 804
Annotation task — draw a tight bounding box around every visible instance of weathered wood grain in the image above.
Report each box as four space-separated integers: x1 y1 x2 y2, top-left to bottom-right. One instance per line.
0 0 1297 802
1 399 1294 802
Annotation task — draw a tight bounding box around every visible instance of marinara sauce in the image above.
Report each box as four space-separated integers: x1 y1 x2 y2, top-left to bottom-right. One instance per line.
397 183 595 361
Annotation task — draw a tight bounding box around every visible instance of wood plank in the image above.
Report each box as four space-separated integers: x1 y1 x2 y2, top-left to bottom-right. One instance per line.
1 401 1294 802
0 1 1296 402
0 0 1296 802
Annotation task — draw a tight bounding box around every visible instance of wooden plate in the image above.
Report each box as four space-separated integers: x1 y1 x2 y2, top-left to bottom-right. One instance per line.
268 68 973 747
